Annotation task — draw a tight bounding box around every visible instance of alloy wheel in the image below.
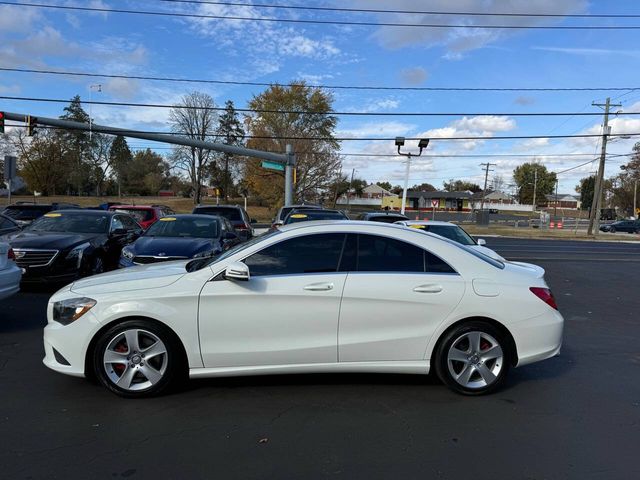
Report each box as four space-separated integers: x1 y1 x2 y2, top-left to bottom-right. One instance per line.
447 331 504 390
103 329 168 392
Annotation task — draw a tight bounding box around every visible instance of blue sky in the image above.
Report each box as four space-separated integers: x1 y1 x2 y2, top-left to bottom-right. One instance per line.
2 0 640 194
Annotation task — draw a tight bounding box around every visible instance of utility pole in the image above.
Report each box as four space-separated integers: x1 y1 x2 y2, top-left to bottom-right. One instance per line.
554 179 559 218
401 155 411 215
634 179 638 219
284 144 295 207
532 168 538 212
479 163 496 211
588 97 621 235
346 168 355 210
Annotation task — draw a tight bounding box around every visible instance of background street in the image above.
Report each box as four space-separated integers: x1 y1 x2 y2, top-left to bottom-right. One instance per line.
1 237 639 479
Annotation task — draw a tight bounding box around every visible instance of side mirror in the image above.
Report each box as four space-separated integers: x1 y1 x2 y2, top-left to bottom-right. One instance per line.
223 231 238 240
250 218 257 224
274 221 284 228
476 238 487 246
111 228 127 236
224 261 250 281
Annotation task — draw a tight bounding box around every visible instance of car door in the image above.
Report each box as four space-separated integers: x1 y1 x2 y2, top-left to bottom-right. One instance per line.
198 233 348 368
338 233 466 362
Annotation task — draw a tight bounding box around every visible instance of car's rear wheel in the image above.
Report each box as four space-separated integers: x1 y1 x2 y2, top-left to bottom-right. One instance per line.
434 321 510 395
92 320 184 398
90 256 105 275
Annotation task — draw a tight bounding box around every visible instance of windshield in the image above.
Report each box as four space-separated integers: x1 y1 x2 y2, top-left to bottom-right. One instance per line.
422 225 476 246
113 208 154 222
28 212 110 234
3 206 51 220
195 207 241 221
284 211 347 224
187 230 281 272
145 216 219 238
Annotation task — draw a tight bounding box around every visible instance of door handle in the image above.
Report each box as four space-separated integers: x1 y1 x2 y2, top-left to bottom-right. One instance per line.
413 284 443 293
304 282 334 291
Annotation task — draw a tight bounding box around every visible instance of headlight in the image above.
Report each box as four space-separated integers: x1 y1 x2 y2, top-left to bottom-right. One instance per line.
66 242 90 268
52 297 97 325
193 249 216 258
122 247 134 260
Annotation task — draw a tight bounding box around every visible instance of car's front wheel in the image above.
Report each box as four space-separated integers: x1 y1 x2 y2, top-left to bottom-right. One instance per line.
609 226 616 233
434 321 510 395
92 320 184 398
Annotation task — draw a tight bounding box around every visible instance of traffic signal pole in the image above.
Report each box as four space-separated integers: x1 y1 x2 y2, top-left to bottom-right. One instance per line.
2 111 296 205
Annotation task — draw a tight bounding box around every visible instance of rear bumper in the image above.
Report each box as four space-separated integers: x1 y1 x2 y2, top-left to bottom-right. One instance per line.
510 309 565 367
0 264 22 300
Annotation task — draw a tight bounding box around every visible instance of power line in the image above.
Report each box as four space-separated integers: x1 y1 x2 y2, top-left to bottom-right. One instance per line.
2 2 640 29
152 0 640 19
2 67 637 93
5 122 640 142
5 94 640 117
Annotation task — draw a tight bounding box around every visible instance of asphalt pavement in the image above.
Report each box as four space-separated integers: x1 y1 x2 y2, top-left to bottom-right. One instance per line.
1 237 639 479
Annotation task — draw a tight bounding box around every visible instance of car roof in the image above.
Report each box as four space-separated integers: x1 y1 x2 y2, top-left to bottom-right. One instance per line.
109 205 156 210
160 214 220 220
401 220 456 226
364 212 407 217
195 204 243 210
50 209 117 216
290 208 344 214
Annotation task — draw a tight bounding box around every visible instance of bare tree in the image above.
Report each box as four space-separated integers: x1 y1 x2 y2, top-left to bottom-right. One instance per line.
169 92 218 204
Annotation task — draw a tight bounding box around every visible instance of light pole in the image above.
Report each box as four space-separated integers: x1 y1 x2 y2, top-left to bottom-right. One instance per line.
88 84 102 142
396 137 429 215
634 179 638 219
346 168 356 210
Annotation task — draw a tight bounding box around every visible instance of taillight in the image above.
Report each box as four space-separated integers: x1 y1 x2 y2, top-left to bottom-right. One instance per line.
236 223 249 230
7 248 15 260
529 287 558 310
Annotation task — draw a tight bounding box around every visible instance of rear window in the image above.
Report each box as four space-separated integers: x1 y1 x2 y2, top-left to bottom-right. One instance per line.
369 215 406 224
284 211 347 224
3 205 52 220
113 208 154 222
194 207 242 221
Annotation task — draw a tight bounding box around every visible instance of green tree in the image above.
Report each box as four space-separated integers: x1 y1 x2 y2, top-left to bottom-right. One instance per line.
411 182 436 192
59 95 94 194
211 100 245 200
125 149 170 195
576 175 595 211
443 179 481 192
244 82 341 207
609 142 640 214
109 135 133 197
376 181 392 192
16 129 69 195
512 163 557 205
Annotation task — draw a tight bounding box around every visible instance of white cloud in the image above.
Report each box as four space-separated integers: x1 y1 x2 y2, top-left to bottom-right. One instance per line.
532 47 640 58
0 83 21 94
338 121 416 138
514 96 535 106
0 5 41 33
347 0 587 53
400 67 428 85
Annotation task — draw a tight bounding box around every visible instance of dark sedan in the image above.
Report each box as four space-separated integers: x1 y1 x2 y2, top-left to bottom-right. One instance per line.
357 212 409 223
600 220 640 234
119 214 241 267
0 213 21 236
283 208 349 225
1 210 142 284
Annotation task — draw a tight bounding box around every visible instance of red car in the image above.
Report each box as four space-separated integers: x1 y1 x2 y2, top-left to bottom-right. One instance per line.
108 205 174 230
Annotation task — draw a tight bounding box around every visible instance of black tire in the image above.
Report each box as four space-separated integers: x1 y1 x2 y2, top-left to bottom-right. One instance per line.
434 321 511 395
609 227 616 233
92 319 185 398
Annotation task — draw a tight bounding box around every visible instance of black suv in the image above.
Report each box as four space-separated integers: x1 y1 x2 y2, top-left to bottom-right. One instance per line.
192 205 256 240
2 202 81 227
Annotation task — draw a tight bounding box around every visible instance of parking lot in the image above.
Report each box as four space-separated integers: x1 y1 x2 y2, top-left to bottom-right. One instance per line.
1 237 639 479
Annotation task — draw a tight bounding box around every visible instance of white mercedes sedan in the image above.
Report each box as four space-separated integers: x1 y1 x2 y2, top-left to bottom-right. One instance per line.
44 221 564 398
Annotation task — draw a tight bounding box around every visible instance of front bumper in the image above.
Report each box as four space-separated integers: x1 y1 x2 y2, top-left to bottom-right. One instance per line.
42 310 100 378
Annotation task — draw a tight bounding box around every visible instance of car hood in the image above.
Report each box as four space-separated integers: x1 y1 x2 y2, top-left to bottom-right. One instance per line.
70 260 189 295
1 230 98 250
131 236 218 257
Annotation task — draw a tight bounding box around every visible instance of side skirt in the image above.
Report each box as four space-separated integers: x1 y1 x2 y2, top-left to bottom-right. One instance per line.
189 361 430 379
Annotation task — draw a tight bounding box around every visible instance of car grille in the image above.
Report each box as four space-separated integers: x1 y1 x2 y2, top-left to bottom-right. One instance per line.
133 256 188 265
12 249 59 268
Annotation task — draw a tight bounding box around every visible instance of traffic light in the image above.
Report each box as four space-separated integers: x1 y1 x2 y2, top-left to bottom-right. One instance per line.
0 111 5 134
26 115 37 136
